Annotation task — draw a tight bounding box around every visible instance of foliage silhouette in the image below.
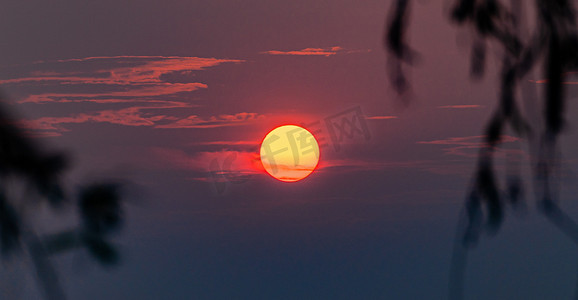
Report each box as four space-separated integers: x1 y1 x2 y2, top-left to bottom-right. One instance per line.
385 0 578 299
0 95 127 299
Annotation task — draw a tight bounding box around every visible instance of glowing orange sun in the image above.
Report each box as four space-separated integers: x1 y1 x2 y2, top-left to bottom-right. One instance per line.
260 125 320 182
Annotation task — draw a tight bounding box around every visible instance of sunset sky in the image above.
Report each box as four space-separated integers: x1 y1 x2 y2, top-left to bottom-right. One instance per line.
2 0 578 299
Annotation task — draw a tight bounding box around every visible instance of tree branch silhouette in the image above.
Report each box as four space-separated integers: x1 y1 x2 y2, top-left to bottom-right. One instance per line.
384 0 578 299
0 94 127 299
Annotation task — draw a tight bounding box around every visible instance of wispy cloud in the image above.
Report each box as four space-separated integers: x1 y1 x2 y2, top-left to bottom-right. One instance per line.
418 135 522 158
155 113 265 129
5 56 250 136
151 148 263 181
438 105 484 109
19 83 208 104
365 115 397 120
151 144 435 183
530 80 578 84
529 72 578 84
262 46 368 57
21 110 264 136
193 140 261 147
19 101 187 134
3 56 242 104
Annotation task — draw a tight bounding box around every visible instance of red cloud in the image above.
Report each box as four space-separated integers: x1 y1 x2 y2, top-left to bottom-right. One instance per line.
20 101 188 133
155 113 265 129
193 141 260 146
365 115 398 120
2 56 242 104
4 56 241 85
262 46 345 56
20 108 264 136
151 145 431 184
529 72 578 84
19 83 208 104
438 105 483 109
8 56 248 136
151 148 263 177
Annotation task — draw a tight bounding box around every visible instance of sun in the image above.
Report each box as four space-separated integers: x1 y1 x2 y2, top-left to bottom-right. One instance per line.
260 125 320 182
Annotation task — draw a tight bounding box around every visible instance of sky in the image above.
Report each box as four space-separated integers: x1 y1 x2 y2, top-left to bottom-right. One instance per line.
2 0 578 299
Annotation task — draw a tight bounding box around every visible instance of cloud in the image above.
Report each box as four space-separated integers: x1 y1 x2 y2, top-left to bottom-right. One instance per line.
155 113 265 129
14 56 241 84
151 148 263 183
261 47 349 56
151 144 436 184
19 101 188 134
193 141 260 146
2 56 243 103
418 135 523 158
365 115 397 120
23 131 64 138
190 140 262 152
19 83 208 104
21 109 264 136
529 72 578 84
317 158 430 173
6 56 249 136
530 80 578 84
418 135 519 146
438 105 484 109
